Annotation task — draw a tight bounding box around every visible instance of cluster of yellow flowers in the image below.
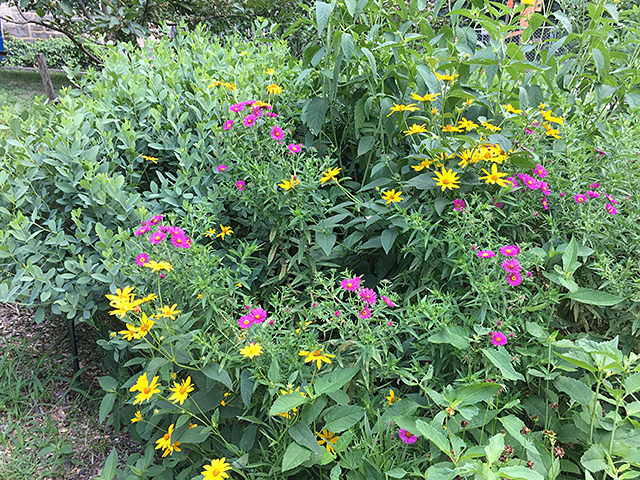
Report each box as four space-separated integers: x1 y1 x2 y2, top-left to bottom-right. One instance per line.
106 286 157 318
278 166 343 192
203 224 234 240
208 80 237 92
503 102 564 139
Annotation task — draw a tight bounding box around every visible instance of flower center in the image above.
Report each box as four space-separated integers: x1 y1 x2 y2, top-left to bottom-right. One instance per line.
406 431 413 438
211 469 220 476
313 350 322 356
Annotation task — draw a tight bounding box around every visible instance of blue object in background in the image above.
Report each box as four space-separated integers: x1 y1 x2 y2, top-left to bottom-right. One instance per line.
0 18 5 61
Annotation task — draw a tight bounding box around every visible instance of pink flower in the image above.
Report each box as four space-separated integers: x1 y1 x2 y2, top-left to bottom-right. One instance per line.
490 331 508 346
506 177 519 191
238 315 253 329
334 310 341 316
532 164 547 179
150 215 163 225
519 173 540 190
135 225 151 236
542 197 549 210
506 271 523 286
453 199 466 212
149 230 166 245
135 253 149 266
229 103 245 113
596 148 606 157
270 125 285 141
605 193 618 204
223 119 234 130
287 143 302 154
217 165 227 172
340 277 361 292
312 302 318 307
526 271 532 277
606 203 617 215
359 288 378 305
499 245 520 257
539 182 551 196
585 190 600 199
382 296 394 308
590 182 600 189
491 198 503 209
501 259 521 273
574 194 587 203
170 234 191 249
266 112 279 118
398 428 418 445
358 307 371 319
250 307 267 324
477 250 495 258
243 114 257 127
560 192 565 197
235 180 246 191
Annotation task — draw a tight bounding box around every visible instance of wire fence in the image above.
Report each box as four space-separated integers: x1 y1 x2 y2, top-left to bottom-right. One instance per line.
476 25 573 61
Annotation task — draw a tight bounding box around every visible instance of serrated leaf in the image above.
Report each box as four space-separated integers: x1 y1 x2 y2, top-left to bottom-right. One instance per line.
306 97 329 136
566 288 624 306
555 376 595 407
282 442 313 471
482 348 525 381
499 465 544 480
270 392 307 415
582 444 606 472
341 33 355 64
323 405 364 432
289 423 320 454
316 1 335 35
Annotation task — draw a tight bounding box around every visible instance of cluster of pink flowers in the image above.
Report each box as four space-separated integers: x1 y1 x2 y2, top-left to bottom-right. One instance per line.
572 183 618 215
238 307 268 329
134 215 192 250
339 276 394 320
477 244 525 286
514 165 552 212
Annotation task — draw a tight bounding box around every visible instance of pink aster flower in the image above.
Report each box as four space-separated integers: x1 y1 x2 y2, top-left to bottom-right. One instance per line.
340 277 361 292
499 245 520 257
518 173 540 190
490 331 508 346
532 164 547 179
171 234 191 249
382 296 394 308
134 225 151 236
542 197 549 210
270 125 285 141
334 310 341 317
477 250 495 258
606 203 617 215
358 306 371 319
585 190 600 199
235 180 245 191
243 114 257 127
574 194 587 204
250 307 267 324
229 103 245 113
453 199 466 212
162 226 185 236
596 148 606 157
590 182 600 189
491 198 503 209
506 271 523 286
539 182 551 196
398 429 418 445
605 193 618 204
218 165 227 172
135 253 149 266
265 112 279 118
149 230 166 245
252 107 264 118
238 315 253 329
149 215 163 225
287 143 302 154
359 288 377 306
223 119 234 131
506 176 519 191
560 192 565 197
501 259 521 273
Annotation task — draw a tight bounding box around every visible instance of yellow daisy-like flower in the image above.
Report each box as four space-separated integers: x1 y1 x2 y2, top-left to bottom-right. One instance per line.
168 376 195 405
433 167 461 191
410 92 441 102
320 167 341 184
522 0 534 5
465 98 474 106
295 320 312 334
207 81 219 89
118 323 139 341
240 50 248 56
431 107 438 115
542 122 561 139
481 121 501 132
541 109 564 125
266 83 283 95
298 349 336 370
141 154 158 164
105 286 135 303
411 158 434 171
386 389 400 405
252 100 271 108
188 423 198 429
216 225 234 240
441 124 462 133
264 68 275 75
226 82 237 92
136 313 155 339
478 163 509 188
201 458 232 480
278 175 300 191
435 72 458 82
381 189 403 204
130 373 162 405
317 429 340 454
203 227 217 238
220 392 231 407
502 103 523 114
457 118 478 131
457 149 474 169
144 260 174 273
157 304 181 320
387 103 420 117
239 342 263 359
403 124 428 136
131 410 142 423
155 424 181 457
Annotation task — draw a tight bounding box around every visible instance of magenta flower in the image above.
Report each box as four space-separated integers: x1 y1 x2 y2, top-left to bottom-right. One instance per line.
150 215 163 225
235 180 245 191
560 192 565 197
518 173 540 190
334 310 341 316
585 190 600 199
217 165 227 172
238 315 253 329
542 198 549 210
162 226 185 236
243 114 257 127
398 429 418 445
382 296 394 308
574 194 588 204
359 288 378 306
490 331 508 346
506 176 519 191
223 119 234 131
266 112 279 118
453 199 466 212
287 143 302 154
499 245 520 257
229 103 245 113
506 271 523 286
605 193 618 204
491 198 503 209
590 182 600 189
170 234 191 249
270 125 285 141
539 182 551 196
477 250 495 258
501 259 521 273
606 203 617 215
596 148 606 157
134 225 151 237
149 230 166 245
250 308 267 324
340 277 361 292
358 306 371 319
532 164 547 179
135 253 149 266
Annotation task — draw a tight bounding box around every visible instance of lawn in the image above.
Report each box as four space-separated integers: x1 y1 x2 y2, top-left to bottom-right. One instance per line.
0 68 72 117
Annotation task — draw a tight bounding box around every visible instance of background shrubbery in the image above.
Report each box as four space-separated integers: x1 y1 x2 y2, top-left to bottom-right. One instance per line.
0 35 96 70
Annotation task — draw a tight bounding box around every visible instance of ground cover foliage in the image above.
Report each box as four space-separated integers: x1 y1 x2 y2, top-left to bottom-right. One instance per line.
2 0 640 478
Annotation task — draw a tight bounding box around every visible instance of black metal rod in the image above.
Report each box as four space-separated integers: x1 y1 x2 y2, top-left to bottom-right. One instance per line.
68 318 80 374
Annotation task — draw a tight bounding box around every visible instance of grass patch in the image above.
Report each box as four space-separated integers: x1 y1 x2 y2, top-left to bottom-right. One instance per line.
0 68 72 118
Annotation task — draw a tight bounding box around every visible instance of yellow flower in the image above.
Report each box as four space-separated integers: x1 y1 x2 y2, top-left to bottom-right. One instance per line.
433 167 461 191
266 83 283 95
411 158 434 171
502 103 523 114
317 429 340 454
144 260 173 273
538 103 546 110
387 103 420 117
155 424 181 457
457 118 478 131
441 124 462 133
457 149 474 169
203 227 217 238
381 189 403 204
119 324 139 341
252 100 271 108
220 392 231 407
216 225 234 240
201 458 232 480
240 50 247 56
478 163 509 188
481 121 501 132
431 107 438 114
240 342 263 359
188 423 198 429
295 320 312 334
410 92 440 102
207 81 219 89
157 304 181 320
386 389 400 405
320 167 341 184
197 293 203 299
141 154 158 164
522 0 534 5
131 410 142 423
435 72 458 82
168 376 195 405
543 122 561 139
541 109 564 125
105 286 135 303
403 123 428 136
226 82 237 92
130 373 162 405
299 349 335 370
278 175 300 191
136 313 155 339
264 68 275 75
465 98 474 106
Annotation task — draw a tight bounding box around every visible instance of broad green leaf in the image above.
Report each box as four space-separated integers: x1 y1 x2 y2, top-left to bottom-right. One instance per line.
499 466 544 480
315 368 358 395
593 48 604 80
360 47 377 78
555 376 595 407
381 227 399 254
316 231 337 256
98 447 118 480
499 415 526 447
415 419 449 454
289 423 320 454
357 135 375 156
241 369 254 408
282 442 312 471
341 33 355 64
428 326 469 349
482 348 525 381
316 1 335 35
385 468 407 478
270 392 307 415
566 288 624 306
323 405 364 432
582 444 607 472
202 363 233 389
457 383 502 406
177 426 212 443
306 97 329 136
98 376 118 392
563 237 578 272
99 393 116 424
526 321 547 340
624 372 640 395
268 357 280 383
485 433 504 464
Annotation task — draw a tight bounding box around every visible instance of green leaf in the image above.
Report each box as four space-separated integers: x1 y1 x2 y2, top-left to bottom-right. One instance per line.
554 376 595 407
624 372 640 395
428 326 469 349
554 11 572 33
99 393 116 424
240 369 254 408
385 468 407 478
414 419 449 454
282 442 313 471
289 423 320 454
98 376 118 392
593 48 604 80
323 405 365 432
485 433 504 464
315 368 358 395
566 288 624 306
341 33 355 64
306 97 329 136
316 231 337 256
381 228 399 254
270 392 307 415
457 383 502 406
98 447 118 480
177 426 212 443
563 237 578 273
510 153 536 170
360 47 377 78
357 135 375 156
202 363 233 389
268 357 280 383
498 466 544 480
434 197 449 216
582 444 607 472
482 348 525 381
316 1 335 35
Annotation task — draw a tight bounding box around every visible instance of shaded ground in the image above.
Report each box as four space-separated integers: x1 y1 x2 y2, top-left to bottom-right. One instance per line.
0 68 72 118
